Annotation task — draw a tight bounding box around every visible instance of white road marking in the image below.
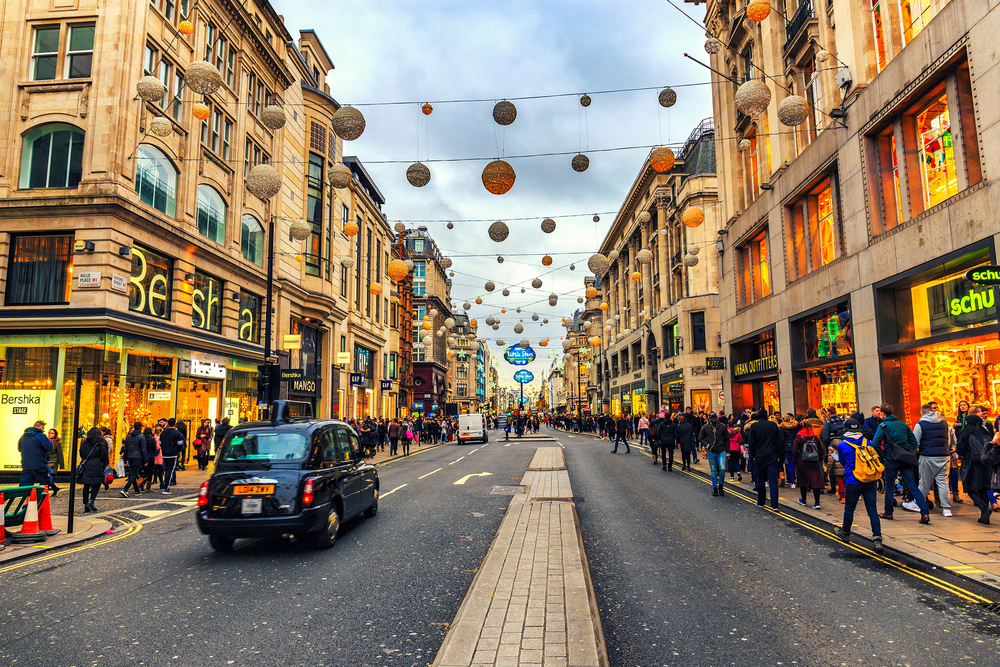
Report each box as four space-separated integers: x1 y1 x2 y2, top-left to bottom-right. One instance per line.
418 468 443 479
381 484 408 497
449 456 465 465
131 509 170 518
454 472 494 485
504 443 511 447
469 448 480 454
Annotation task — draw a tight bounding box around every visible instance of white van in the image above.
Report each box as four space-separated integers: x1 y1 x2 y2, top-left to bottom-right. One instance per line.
458 413 488 444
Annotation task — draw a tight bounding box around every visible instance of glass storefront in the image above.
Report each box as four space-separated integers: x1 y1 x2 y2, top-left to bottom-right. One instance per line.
791 302 857 414
611 394 621 416
632 388 647 415
690 389 711 413
731 328 779 415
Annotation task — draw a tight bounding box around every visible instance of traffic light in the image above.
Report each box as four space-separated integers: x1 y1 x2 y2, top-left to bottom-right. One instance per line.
257 363 281 404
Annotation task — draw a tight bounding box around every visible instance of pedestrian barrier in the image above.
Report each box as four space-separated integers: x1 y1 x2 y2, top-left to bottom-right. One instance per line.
9 488 47 544
2 485 50 528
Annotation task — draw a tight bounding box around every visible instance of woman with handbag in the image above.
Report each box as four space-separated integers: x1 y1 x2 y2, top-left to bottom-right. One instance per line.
401 419 413 457
196 419 213 470
78 427 109 513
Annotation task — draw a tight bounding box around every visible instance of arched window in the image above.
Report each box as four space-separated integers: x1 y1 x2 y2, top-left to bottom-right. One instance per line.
196 185 226 245
19 124 84 189
241 214 264 266
135 144 178 217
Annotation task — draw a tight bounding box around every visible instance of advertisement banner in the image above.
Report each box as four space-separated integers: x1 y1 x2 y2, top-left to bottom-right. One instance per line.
504 346 536 366
0 390 57 470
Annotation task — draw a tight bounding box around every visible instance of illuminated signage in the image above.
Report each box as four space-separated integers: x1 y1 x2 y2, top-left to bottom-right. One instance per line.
192 271 222 333
238 292 261 343
129 246 170 319
949 288 996 316
965 266 1000 286
189 358 226 378
733 355 778 378
514 370 534 384
504 346 536 366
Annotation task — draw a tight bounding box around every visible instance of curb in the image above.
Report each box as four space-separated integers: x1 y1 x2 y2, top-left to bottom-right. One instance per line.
0 517 114 565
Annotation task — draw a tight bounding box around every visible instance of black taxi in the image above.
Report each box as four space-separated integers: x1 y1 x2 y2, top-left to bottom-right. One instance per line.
195 401 379 551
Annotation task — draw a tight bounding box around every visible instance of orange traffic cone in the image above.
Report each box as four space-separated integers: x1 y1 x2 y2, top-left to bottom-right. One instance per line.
37 489 60 536
11 488 47 544
0 491 8 545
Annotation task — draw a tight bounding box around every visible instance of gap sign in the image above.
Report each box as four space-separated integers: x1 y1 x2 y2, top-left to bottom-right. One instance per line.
504 346 536 366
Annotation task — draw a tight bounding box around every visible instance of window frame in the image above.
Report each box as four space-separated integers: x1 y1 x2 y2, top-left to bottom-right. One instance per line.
240 213 264 266
135 143 178 218
737 227 771 308
4 234 74 306
19 123 85 190
196 184 227 245
30 22 95 81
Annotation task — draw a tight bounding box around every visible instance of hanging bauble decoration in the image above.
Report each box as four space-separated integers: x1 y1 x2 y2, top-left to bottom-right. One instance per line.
650 147 676 172
572 154 590 172
514 323 523 334
658 87 677 108
738 139 751 152
447 336 457 346
496 340 505 347
516 308 521 313
541 218 556 233
638 211 651 224
580 94 592 107
608 249 619 263
406 162 431 187
543 318 549 324
593 214 600 222
586 286 598 299
476 297 483 304
636 248 654 264
519 339 530 349
422 321 433 331
192 102 211 120
735 79 771 117
178 20 194 35
370 283 384 295
148 116 172 137
246 164 282 200
446 221 454 230
463 302 472 310
422 103 433 115
539 339 548 346
520 288 525 293
137 75 167 103
482 160 515 195
186 60 223 95
497 256 504 263
532 278 543 289
570 264 576 270
485 281 496 292
470 318 478 328
501 308 506 313
342 257 356 269
599 302 608 311
393 222 407 235
689 245 701 256
423 335 433 345
485 316 495 326
542 255 553 267
492 323 500 330
583 321 592 330
747 0 771 22
430 309 439 317
631 271 642 282
502 288 510 297
777 95 810 127
493 100 517 125
332 106 366 140
548 294 559 306
587 253 610 274
289 219 312 241
683 253 700 267
344 220 360 236
705 37 722 54
816 49 830 63
261 105 287 130
450 271 455 277
682 207 705 228
441 257 453 269
532 314 539 321
590 336 602 347
404 259 415 271
488 220 510 242
444 317 456 328
329 163 352 189
577 297 584 303
387 259 409 281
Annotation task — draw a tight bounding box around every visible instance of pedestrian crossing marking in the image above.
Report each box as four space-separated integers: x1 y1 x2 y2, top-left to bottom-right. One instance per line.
131 510 170 518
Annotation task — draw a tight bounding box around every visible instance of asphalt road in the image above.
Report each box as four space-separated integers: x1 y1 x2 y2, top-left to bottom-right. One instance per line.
551 427 1000 667
0 435 538 667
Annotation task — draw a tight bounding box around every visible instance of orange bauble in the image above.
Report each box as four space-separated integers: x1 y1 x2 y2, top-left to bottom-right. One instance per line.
590 336 602 346
422 103 433 115
178 20 194 36
192 102 210 120
475 297 483 304
387 259 409 281
682 207 705 228
482 159 516 195
585 287 598 299
599 302 608 311
650 147 675 173
501 308 506 314
631 271 641 281
542 255 553 266
344 221 360 236
747 0 771 22
370 283 384 295
470 319 478 328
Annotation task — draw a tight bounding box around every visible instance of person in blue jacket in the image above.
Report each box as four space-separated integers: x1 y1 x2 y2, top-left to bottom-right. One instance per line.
19 420 53 487
834 418 883 553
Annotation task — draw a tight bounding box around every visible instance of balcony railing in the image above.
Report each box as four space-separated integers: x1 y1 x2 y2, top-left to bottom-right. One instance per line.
785 0 814 46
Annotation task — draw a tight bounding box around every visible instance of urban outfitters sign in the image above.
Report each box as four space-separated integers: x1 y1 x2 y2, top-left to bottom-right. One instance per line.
733 354 778 378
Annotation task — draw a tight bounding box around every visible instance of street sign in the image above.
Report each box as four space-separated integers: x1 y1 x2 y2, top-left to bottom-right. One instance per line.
513 369 534 384
77 271 101 289
336 352 351 365
280 369 303 381
706 357 726 370
110 274 129 293
504 346 536 366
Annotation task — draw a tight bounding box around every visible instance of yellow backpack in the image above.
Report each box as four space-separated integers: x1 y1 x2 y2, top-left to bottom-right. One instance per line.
848 438 885 483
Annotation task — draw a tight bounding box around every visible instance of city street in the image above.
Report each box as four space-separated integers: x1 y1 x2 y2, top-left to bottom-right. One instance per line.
5 429 1000 666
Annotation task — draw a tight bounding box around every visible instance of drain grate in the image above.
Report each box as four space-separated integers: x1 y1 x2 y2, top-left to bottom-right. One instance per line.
489 485 527 495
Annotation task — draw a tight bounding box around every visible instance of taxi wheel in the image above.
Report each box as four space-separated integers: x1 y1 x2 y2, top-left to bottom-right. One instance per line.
209 535 235 552
314 505 340 549
364 490 379 518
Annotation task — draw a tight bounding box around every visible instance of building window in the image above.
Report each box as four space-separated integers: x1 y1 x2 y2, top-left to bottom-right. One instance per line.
900 0 933 46
31 23 94 81
786 175 841 280
19 124 84 190
244 139 268 177
366 228 373 316
241 214 264 266
355 222 363 307
150 0 190 27
389 353 397 379
201 108 233 159
691 312 706 351
306 152 323 276
871 0 887 71
341 203 349 233
391 303 398 328
213 34 234 88
458 384 467 398
662 320 678 357
196 185 226 245
744 126 761 201
192 270 222 333
135 144 177 217
414 238 425 253
5 235 73 305
238 291 261 343
340 264 348 296
129 245 171 319
868 59 980 235
458 366 467 379
413 260 426 296
246 72 271 118
737 228 771 307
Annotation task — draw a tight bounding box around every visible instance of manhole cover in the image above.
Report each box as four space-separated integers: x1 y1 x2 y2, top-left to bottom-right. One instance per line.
489 485 526 495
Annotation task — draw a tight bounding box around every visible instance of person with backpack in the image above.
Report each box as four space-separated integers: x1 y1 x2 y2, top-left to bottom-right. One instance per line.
656 413 676 471
746 409 784 508
872 404 930 524
675 414 694 470
834 418 884 553
956 409 995 524
793 417 826 508
778 414 800 488
727 423 744 482
913 401 955 517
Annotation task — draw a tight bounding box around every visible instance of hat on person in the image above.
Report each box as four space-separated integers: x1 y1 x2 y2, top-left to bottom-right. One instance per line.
845 418 861 430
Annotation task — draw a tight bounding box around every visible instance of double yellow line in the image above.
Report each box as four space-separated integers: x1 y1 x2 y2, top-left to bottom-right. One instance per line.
638 444 993 604
0 515 142 574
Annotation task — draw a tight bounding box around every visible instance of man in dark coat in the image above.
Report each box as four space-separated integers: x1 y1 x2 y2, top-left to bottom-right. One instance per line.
675 415 694 470
957 411 994 524
746 410 783 508
656 416 676 471
872 404 929 522
120 421 148 497
159 418 185 495
612 416 631 454
19 420 53 487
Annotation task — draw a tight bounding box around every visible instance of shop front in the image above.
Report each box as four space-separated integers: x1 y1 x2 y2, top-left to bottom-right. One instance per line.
631 385 647 415
790 300 857 415
660 371 684 413
287 319 323 415
730 327 780 416
876 242 999 426
611 392 622 416
690 389 712 413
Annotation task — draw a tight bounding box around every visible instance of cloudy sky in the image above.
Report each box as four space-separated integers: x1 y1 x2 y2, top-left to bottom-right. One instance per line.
277 0 712 391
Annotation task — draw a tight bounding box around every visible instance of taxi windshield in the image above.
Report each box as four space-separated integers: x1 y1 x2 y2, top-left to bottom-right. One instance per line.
219 430 308 462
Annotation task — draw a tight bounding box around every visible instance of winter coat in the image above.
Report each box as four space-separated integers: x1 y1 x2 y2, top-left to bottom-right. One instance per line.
18 427 53 472
820 415 846 447
792 428 827 489
196 426 213 452
615 418 628 436
746 417 782 462
159 427 185 458
778 420 799 453
837 431 867 485
699 420 729 454
957 416 993 490
675 422 695 452
656 419 676 447
388 422 400 439
78 435 109 484
914 411 952 458
638 416 649 431
727 428 743 453
123 429 148 461
872 415 918 463
214 423 232 448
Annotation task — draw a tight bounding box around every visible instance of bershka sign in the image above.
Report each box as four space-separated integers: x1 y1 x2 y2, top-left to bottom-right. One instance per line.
965 265 1000 286
503 346 536 366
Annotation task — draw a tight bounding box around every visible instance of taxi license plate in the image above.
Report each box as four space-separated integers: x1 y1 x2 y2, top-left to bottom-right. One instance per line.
233 484 274 495
241 498 262 514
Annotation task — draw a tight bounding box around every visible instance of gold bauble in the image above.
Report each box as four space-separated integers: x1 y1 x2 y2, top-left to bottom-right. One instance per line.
332 106 366 141
532 278 543 289
587 253 610 274
580 94 591 107
683 253 700 267
636 248 654 264
541 218 556 233
590 336 602 347
735 79 771 116
406 162 431 187
599 302 608 311
705 37 722 54
571 154 590 172
330 163 352 188
148 116 172 137
638 211 651 224
658 87 677 108
246 164 281 200
136 76 166 103
422 103 433 115
650 147 676 172
482 160 515 195
289 219 312 241
186 60 223 95
493 100 517 126
586 287 598 299
488 220 510 242
777 95 810 127
261 105 287 130
738 138 751 152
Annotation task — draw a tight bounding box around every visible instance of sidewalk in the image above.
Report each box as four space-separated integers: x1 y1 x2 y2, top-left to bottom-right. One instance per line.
434 447 605 667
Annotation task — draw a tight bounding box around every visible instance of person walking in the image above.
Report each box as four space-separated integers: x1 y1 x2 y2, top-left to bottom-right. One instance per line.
612 415 631 454
78 427 109 513
727 423 743 481
956 410 994 524
638 413 650 447
656 414 676 471
195 419 213 471
120 421 148 497
872 404 930 524
388 418 400 456
158 418 184 495
746 409 783 509
913 402 955 517
676 414 694 470
834 418 884 553
18 420 54 490
213 417 232 456
793 417 826 508
779 414 799 488
700 413 729 496
400 419 413 457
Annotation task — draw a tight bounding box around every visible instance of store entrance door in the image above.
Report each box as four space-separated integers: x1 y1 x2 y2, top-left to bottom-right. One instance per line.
178 378 222 461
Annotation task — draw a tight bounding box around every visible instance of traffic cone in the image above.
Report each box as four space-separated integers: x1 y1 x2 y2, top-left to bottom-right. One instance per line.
37 488 60 536
0 491 8 546
10 488 47 544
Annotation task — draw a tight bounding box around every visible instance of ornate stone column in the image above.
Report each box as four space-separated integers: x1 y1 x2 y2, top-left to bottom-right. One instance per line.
656 194 671 306
640 218 652 325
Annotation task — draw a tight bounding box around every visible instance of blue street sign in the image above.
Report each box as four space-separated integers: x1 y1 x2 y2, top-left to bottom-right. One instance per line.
504 346 536 366
514 369 534 384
